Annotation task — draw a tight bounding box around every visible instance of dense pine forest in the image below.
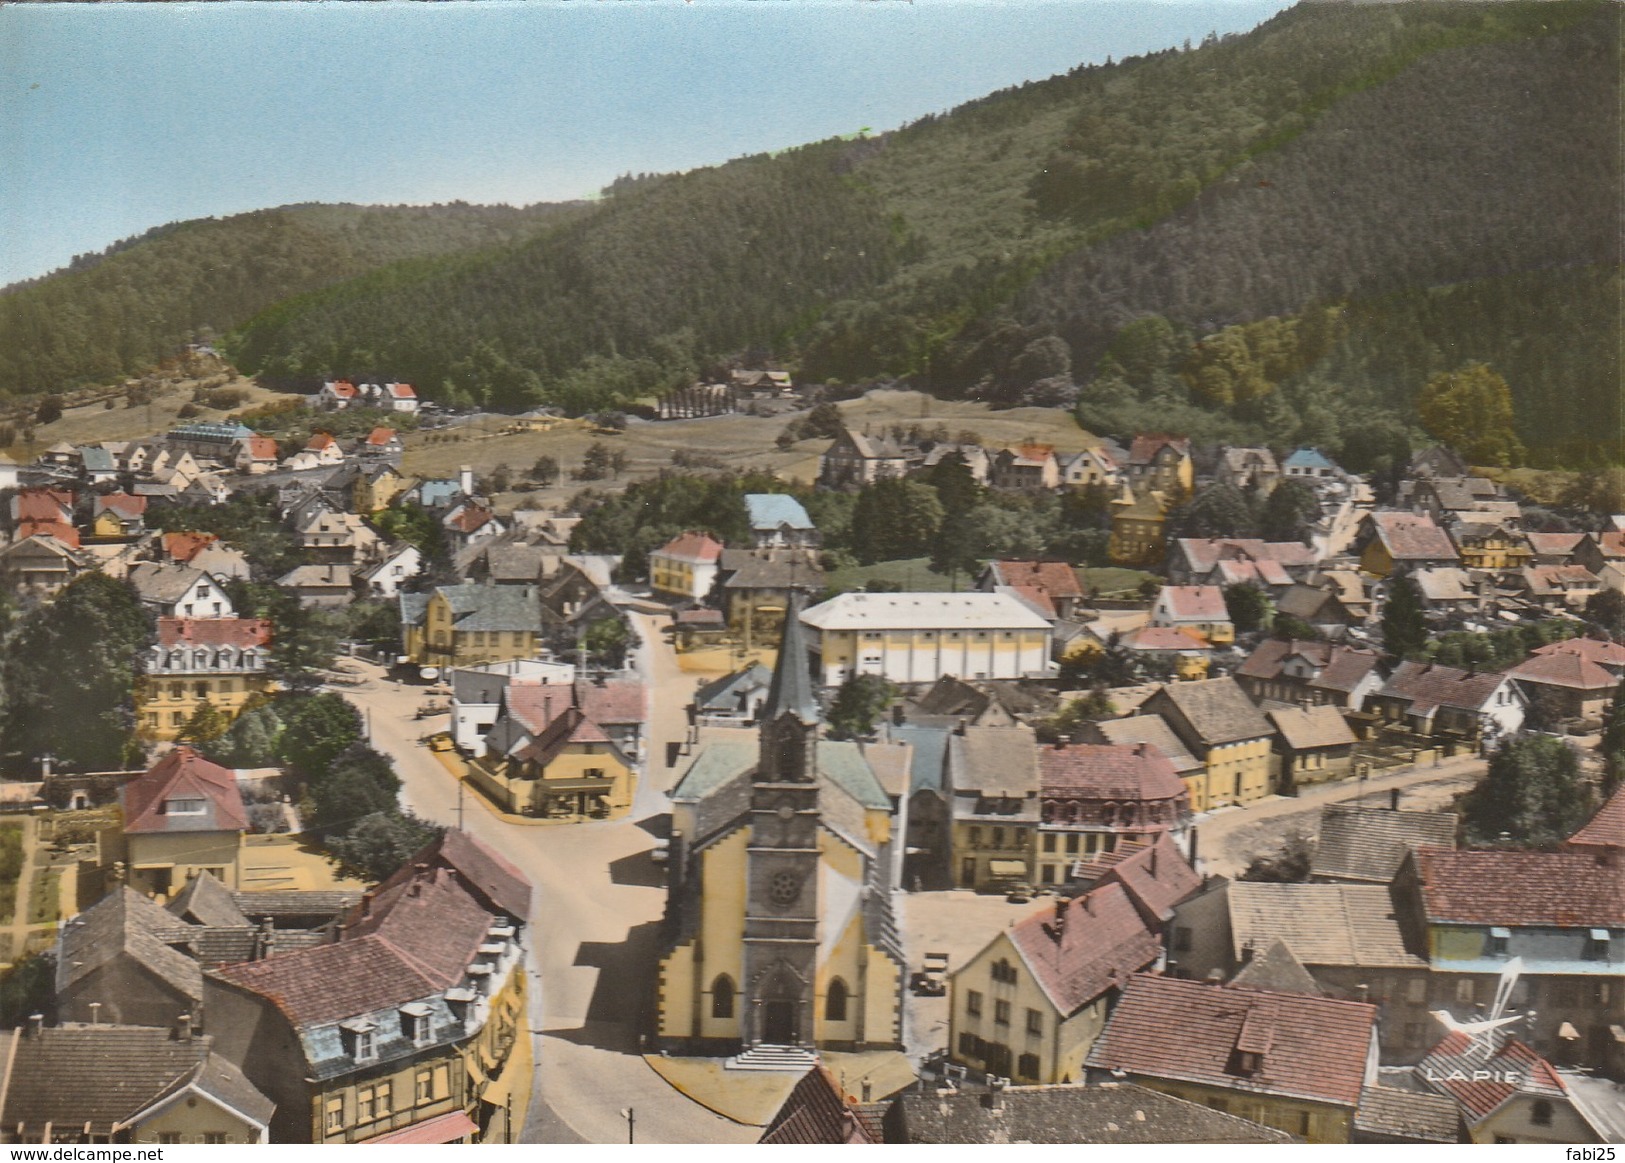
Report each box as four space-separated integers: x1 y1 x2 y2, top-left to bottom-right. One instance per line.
0 0 1617 467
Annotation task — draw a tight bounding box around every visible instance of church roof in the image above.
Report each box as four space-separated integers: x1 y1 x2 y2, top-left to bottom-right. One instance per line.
764 594 821 723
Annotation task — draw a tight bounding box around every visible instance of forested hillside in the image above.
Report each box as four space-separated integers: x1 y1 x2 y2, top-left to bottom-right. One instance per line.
0 202 583 398
4 0 1618 467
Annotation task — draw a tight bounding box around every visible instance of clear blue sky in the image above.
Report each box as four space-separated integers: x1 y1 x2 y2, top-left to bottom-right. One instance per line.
0 0 1290 288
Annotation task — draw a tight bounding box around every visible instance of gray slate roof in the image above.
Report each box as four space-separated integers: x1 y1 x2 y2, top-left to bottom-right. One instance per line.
1227 881 1426 969
1229 937 1324 996
58 886 203 1004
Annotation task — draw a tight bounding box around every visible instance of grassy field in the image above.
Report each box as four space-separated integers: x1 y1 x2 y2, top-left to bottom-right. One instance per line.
401 389 1097 512
0 823 21 926
26 868 59 927
826 556 959 594
1078 567 1161 597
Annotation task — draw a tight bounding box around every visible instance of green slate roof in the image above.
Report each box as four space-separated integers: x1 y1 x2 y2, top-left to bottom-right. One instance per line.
817 740 891 811
671 738 757 801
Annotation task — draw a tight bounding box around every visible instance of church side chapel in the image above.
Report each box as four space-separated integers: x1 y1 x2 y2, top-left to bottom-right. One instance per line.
657 597 905 1059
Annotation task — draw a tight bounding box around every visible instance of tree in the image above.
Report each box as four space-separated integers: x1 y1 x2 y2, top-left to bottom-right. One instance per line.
176 701 229 746
1599 681 1625 795
1583 589 1625 640
346 600 402 652
1257 478 1319 542
532 455 561 486
308 743 401 836
848 478 944 564
582 616 631 669
277 693 363 780
578 443 612 481
1417 362 1525 467
1223 583 1271 634
1271 613 1321 642
326 810 442 881
1461 735 1597 848
487 463 513 494
260 596 341 693
826 673 895 741
34 396 63 426
1237 831 1314 882
0 952 55 1027
205 704 282 768
0 573 150 773
1168 484 1256 540
1381 573 1429 660
1036 686 1116 743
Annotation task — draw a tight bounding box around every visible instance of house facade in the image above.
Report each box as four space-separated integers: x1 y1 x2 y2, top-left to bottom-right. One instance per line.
800 592 1052 687
136 617 274 740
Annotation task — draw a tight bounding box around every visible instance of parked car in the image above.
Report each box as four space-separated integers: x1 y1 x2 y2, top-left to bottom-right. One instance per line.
910 951 950 996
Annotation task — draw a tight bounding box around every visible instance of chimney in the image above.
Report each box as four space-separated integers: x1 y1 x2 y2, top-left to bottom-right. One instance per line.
175 1013 193 1043
27 1014 43 1038
89 1001 101 1026
861 1080 873 1103
1051 897 1068 942
1240 941 1255 965
891 703 905 726
361 890 374 917
459 465 474 497
1355 983 1370 1003
983 1076 1007 1112
1389 788 1400 812
955 717 968 737
1148 845 1158 876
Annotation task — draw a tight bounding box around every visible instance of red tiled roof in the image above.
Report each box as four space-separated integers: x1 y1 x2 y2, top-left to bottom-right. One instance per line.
1003 584 1057 619
211 933 438 1027
162 531 217 562
1522 564 1601 593
1095 834 1202 922
992 560 1084 599
1039 742 1187 803
95 493 148 519
1415 847 1625 927
760 1065 883 1144
1505 651 1617 691
1567 785 1625 854
157 616 272 649
575 680 645 725
386 382 417 399
365 427 398 446
1378 661 1512 715
1592 532 1625 559
504 684 568 735
1158 585 1227 621
122 747 248 834
18 519 80 547
1127 435 1190 465
1524 532 1585 558
305 432 336 451
1121 626 1209 653
1008 883 1162 1015
518 705 612 768
14 489 74 523
447 505 493 534
656 531 724 562
1370 512 1458 561
1419 1033 1567 1122
326 380 357 398
1534 637 1625 669
241 435 278 460
1215 558 1292 588
1086 975 1377 1108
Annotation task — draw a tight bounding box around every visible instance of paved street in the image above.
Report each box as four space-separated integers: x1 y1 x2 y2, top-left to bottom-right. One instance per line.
338 612 757 1144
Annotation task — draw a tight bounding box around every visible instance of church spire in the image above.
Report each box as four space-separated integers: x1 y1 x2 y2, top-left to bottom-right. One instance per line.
761 591 819 725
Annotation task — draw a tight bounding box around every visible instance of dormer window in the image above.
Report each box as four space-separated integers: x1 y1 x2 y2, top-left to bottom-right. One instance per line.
1488 927 1511 957
1586 929 1611 960
400 1002 434 1046
341 1017 378 1062
164 797 206 816
1231 1050 1263 1076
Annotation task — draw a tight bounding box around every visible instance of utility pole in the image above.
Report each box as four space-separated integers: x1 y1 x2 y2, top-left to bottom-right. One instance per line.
620 1108 635 1144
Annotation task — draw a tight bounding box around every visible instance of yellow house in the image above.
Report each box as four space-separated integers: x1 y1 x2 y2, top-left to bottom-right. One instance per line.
1140 678 1274 807
467 705 634 819
1109 485 1170 567
949 882 1161 1084
1086 974 1380 1144
355 464 410 514
0 1024 274 1144
657 604 903 1054
105 747 247 898
90 493 148 541
650 531 724 602
400 584 545 667
1451 522 1533 572
136 617 275 741
1358 511 1459 579
1087 715 1213 814
800 592 1053 686
1125 435 1194 496
204 830 532 1144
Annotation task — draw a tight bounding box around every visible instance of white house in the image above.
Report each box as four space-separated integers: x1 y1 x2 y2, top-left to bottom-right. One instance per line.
361 542 424 598
449 658 577 754
799 591 1053 686
127 563 236 619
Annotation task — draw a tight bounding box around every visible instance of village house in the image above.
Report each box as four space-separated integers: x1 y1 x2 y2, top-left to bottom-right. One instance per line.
989 443 1061 491
0 1022 274 1145
361 542 424 599
656 609 904 1057
1572 530 1625 584
1504 648 1620 721
358 426 405 459
1273 580 1361 638
1282 447 1342 483
137 617 274 740
317 380 358 410
1234 639 1384 712
1085 974 1380 1143
743 493 818 548
1524 531 1587 566
918 443 991 485
128 563 235 619
1308 801 1458 886
1565 786 1625 863
205 831 530 1144
1450 522 1533 572
1165 537 1319 589
1366 661 1526 747
818 427 909 489
1214 446 1280 495
232 434 280 475
690 663 774 727
800 591 1053 687
1107 485 1169 568
447 658 576 753
649 531 724 603
949 883 1164 1084
716 548 824 641
400 584 546 667
469 686 634 819
1394 847 1625 1074
91 493 149 540
1149 585 1234 646
1035 743 1191 885
1265 703 1358 792
442 500 506 554
0 532 91 594
354 462 410 514
55 887 208 1028
1059 446 1122 489
100 748 248 899
299 510 383 567
1140 678 1274 808
1516 564 1603 611
274 563 354 609
1116 626 1212 680
1122 435 1193 497
165 422 254 465
1358 512 1460 577
949 724 1041 891
1081 715 1209 813
977 560 1086 621
1415 1031 1603 1144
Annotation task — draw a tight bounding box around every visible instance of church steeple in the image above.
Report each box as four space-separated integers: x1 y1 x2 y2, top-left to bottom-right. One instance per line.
758 591 819 782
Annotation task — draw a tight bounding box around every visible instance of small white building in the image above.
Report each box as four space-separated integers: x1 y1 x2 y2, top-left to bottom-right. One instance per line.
449 658 577 754
799 591 1053 686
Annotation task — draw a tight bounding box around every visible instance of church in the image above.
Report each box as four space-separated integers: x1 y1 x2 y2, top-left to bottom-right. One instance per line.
656 597 905 1056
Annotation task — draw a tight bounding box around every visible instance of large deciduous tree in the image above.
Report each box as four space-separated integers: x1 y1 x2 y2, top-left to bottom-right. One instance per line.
1416 362 1525 468
1381 573 1429 660
825 673 896 741
848 478 944 564
1461 735 1596 848
0 574 150 773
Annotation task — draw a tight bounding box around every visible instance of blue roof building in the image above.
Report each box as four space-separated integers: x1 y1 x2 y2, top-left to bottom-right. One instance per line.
744 493 818 548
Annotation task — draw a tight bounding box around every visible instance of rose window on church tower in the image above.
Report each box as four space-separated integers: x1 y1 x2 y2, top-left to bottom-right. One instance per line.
769 870 801 906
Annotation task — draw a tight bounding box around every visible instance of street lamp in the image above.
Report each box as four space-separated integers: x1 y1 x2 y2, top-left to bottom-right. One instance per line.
619 1107 635 1144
